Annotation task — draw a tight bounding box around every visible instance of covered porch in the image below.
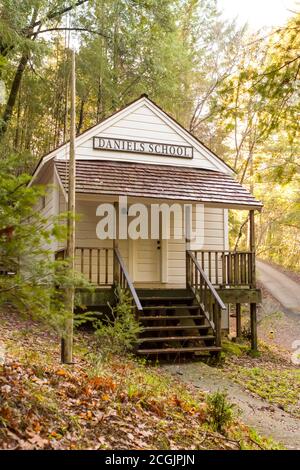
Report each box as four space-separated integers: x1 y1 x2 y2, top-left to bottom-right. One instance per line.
55 159 262 356
56 209 260 356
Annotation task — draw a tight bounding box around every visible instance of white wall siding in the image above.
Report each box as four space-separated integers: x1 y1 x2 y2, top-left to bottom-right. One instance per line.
55 194 229 326
36 166 59 254
189 205 226 250
67 200 227 288
55 101 229 173
167 238 186 286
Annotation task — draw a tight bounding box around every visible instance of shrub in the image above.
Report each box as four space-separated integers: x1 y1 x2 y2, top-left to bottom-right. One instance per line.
94 286 141 359
241 324 252 340
206 391 234 434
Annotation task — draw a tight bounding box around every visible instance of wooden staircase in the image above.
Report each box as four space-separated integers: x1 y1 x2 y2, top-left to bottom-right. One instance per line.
136 289 221 356
113 247 226 358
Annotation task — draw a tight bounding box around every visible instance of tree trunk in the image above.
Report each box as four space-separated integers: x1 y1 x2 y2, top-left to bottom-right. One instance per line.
0 54 29 139
112 1 120 108
13 87 22 149
0 8 39 139
76 98 85 134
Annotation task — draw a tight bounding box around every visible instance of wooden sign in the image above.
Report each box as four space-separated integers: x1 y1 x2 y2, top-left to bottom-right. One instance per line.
93 137 193 158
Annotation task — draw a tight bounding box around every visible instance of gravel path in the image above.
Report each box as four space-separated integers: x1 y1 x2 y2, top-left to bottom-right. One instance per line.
163 362 300 450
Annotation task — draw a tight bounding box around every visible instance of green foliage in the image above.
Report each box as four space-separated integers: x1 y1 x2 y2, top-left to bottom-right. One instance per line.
256 183 300 271
0 156 90 332
206 391 234 434
0 0 237 162
94 286 141 359
1 1 299 271
222 339 248 357
207 14 300 271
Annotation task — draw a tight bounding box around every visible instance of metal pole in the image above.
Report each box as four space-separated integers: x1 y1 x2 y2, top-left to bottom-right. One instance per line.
62 48 76 364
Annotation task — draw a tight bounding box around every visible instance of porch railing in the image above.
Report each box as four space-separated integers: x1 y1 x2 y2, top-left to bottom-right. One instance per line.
186 250 226 347
55 246 143 314
113 247 143 314
56 247 113 286
194 250 255 288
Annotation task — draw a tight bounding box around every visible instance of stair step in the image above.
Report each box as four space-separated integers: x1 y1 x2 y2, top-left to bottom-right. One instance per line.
141 325 210 332
141 305 200 311
137 346 222 355
138 335 215 343
139 314 204 321
140 296 194 302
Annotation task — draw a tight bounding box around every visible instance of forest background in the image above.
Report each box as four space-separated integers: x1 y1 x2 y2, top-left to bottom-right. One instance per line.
0 0 299 271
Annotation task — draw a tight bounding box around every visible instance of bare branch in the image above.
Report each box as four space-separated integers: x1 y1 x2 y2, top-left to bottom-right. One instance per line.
29 0 89 32
32 27 109 39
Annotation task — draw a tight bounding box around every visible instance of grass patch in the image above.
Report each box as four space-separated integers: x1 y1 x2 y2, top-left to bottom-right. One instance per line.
229 366 300 417
222 340 249 357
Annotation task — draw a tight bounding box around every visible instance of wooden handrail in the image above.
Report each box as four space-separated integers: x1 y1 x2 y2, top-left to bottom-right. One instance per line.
114 247 143 312
187 251 226 310
186 250 226 347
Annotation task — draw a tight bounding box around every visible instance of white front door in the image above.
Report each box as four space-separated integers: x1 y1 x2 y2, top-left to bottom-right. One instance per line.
134 238 161 283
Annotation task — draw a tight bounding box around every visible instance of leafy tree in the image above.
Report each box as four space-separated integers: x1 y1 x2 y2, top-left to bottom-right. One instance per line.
0 156 89 331
1 0 297 273
1 0 236 166
0 0 90 139
202 13 300 268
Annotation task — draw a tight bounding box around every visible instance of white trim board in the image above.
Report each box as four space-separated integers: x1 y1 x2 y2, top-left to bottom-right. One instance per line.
30 96 233 184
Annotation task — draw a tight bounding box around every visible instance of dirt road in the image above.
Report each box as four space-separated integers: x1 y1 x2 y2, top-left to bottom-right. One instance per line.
257 260 300 314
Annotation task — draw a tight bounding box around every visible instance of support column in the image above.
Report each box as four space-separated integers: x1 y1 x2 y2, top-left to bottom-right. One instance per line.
249 210 256 287
249 210 258 351
250 303 258 351
236 303 241 339
113 201 119 285
214 304 221 348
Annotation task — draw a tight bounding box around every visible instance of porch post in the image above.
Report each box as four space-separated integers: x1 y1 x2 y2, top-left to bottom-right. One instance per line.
249 210 257 351
215 304 222 348
236 303 241 338
249 210 256 287
250 303 258 351
113 201 119 285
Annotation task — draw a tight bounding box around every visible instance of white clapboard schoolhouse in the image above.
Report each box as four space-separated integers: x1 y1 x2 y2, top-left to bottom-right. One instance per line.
30 95 262 356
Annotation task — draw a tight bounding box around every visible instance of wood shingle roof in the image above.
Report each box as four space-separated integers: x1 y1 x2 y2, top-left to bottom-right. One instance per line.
55 159 262 210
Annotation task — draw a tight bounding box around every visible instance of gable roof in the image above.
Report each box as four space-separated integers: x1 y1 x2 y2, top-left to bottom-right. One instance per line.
55 159 262 210
30 94 233 184
143 95 234 173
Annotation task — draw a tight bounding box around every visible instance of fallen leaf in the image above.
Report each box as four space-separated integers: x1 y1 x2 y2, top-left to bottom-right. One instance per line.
89 376 116 392
33 422 42 433
27 431 49 449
